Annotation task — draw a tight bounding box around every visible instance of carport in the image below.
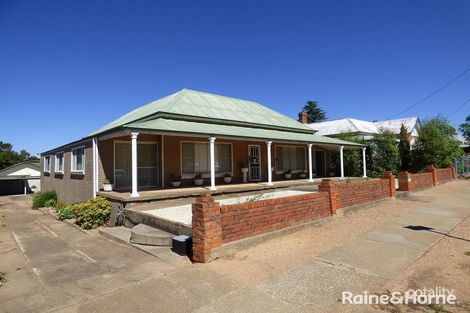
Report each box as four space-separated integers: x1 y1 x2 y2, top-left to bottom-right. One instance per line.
0 175 30 196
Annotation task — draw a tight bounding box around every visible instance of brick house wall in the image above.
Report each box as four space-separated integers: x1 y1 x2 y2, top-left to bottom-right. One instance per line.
40 139 94 204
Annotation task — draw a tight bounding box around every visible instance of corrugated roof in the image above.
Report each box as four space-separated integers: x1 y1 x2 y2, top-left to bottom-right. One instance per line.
124 118 363 148
89 89 313 136
308 117 420 136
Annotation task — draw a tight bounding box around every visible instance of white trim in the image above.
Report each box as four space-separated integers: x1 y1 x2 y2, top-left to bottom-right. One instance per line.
92 138 97 198
130 132 139 197
70 146 86 174
209 137 217 191
308 143 313 182
44 155 51 173
179 140 233 178
54 151 65 173
266 141 273 186
340 145 344 179
362 147 367 178
161 135 165 188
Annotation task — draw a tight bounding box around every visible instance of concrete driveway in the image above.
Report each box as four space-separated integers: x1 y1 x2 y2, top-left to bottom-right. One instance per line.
0 180 469 313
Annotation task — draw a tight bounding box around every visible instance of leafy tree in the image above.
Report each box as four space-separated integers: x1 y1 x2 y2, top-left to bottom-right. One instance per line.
0 141 38 170
336 133 365 177
398 124 411 171
303 100 327 123
411 116 463 171
367 129 400 177
459 115 470 141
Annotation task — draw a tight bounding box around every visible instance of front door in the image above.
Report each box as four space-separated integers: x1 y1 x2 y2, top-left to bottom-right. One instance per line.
315 150 326 177
248 145 261 181
114 142 160 189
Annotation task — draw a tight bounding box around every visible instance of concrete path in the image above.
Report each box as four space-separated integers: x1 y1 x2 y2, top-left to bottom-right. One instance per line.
0 180 469 313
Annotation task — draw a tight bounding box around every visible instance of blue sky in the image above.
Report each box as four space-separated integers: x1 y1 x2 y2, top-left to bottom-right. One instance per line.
1 0 469 155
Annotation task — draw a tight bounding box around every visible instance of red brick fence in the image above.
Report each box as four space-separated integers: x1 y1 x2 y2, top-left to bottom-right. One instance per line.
192 167 455 262
398 165 455 192
192 172 395 263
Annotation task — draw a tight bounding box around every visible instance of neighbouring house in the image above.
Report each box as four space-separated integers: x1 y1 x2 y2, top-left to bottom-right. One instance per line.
40 89 364 204
0 161 41 196
308 117 421 145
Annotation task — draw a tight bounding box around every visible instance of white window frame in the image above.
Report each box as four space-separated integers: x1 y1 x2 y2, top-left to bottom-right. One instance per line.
55 152 65 173
44 155 51 173
180 141 233 179
71 146 86 174
275 145 307 174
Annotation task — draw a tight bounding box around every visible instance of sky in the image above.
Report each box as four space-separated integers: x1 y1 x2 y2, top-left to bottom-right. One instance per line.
1 0 469 155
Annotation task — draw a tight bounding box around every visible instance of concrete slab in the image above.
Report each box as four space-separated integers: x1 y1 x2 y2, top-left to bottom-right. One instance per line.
260 260 386 313
130 223 173 246
192 286 310 313
362 222 443 251
413 206 466 218
316 238 422 279
76 267 242 313
390 212 462 232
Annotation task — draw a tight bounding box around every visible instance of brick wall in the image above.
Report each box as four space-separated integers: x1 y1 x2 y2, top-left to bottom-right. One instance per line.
220 192 331 243
398 165 455 192
192 176 395 263
336 172 395 209
40 139 94 204
436 167 454 183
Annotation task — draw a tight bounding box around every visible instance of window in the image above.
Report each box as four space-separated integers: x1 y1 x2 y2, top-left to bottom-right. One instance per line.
276 146 306 172
44 156 51 172
71 147 85 172
181 142 232 175
55 152 64 172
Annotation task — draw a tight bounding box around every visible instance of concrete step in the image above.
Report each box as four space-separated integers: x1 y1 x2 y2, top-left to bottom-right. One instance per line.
99 226 190 265
130 223 173 246
124 208 192 236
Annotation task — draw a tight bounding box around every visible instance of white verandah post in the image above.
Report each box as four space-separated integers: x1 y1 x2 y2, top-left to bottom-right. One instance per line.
209 137 217 191
131 132 139 197
266 141 273 186
340 145 344 179
362 147 367 178
308 143 313 182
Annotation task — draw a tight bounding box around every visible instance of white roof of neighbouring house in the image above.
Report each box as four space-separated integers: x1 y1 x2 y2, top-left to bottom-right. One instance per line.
308 117 421 137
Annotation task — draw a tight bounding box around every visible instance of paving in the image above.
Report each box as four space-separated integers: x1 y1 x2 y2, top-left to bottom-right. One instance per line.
0 180 468 313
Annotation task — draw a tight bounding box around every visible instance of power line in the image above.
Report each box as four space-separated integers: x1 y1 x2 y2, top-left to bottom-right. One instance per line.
446 96 470 118
389 65 470 119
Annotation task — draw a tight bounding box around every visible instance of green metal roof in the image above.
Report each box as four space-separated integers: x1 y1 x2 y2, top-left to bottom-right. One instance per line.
89 89 313 136
124 118 364 148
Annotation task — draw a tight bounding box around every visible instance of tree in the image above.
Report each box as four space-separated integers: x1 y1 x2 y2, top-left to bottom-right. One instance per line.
459 115 470 141
0 141 37 170
398 124 411 171
411 116 463 171
367 129 400 177
336 133 365 176
303 100 327 123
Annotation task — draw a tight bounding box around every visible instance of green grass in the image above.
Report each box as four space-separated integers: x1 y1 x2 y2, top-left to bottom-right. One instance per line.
0 214 5 227
464 251 470 256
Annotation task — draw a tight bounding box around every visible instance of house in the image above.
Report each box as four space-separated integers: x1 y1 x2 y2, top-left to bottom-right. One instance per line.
308 117 421 144
40 89 364 203
0 161 41 196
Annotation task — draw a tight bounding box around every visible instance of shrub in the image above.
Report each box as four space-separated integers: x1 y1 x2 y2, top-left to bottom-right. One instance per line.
56 205 73 221
53 201 67 210
71 196 111 229
32 190 57 209
44 198 56 208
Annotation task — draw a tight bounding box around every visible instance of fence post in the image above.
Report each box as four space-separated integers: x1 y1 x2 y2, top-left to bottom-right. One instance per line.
382 171 396 197
426 165 437 185
319 179 339 215
398 171 411 192
191 193 222 263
